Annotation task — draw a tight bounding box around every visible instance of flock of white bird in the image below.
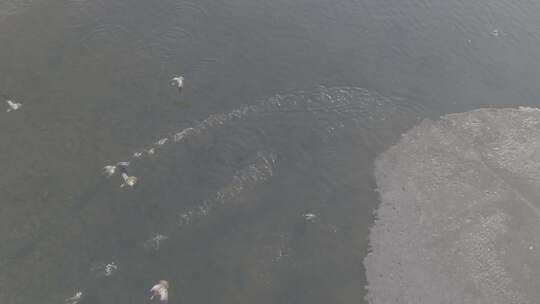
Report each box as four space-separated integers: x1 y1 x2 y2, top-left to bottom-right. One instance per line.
100 76 185 189
65 280 168 304
64 77 184 303
6 76 319 304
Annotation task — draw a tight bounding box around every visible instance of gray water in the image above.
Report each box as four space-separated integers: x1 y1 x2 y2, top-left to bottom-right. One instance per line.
1 0 540 303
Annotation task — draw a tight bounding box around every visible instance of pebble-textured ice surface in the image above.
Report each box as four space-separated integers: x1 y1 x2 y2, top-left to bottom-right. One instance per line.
365 107 540 304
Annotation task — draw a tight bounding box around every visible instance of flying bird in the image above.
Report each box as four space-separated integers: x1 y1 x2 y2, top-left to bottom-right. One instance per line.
120 173 137 188
102 161 130 178
171 76 184 94
2 95 21 112
103 165 116 177
144 234 169 251
303 213 318 222
117 162 137 188
150 280 169 304
65 291 83 304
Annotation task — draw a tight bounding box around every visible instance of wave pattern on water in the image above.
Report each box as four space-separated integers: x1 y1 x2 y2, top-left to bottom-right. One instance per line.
0 86 425 304
0 0 35 21
103 86 419 181
178 151 276 226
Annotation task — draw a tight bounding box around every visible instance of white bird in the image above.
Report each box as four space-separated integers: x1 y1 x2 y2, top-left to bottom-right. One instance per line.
5 99 21 112
120 172 137 188
150 280 169 304
303 213 318 222
65 291 83 304
171 76 184 94
104 262 118 277
117 162 137 188
145 234 168 250
103 165 116 177
103 162 129 178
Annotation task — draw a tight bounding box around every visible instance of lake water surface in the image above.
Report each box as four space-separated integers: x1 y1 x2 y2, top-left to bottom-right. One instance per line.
2 0 540 303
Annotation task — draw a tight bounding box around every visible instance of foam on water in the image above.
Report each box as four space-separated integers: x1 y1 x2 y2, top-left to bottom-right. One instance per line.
178 151 276 226
102 86 415 182
365 107 540 304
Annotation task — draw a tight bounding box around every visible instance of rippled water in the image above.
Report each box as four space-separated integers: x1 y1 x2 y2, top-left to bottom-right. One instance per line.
2 0 540 303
